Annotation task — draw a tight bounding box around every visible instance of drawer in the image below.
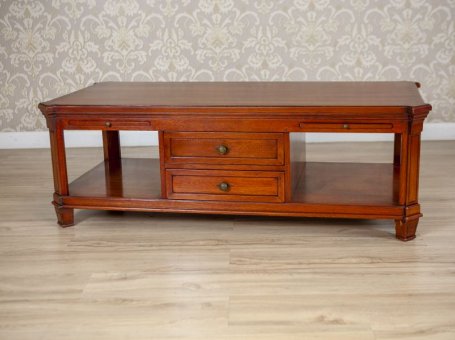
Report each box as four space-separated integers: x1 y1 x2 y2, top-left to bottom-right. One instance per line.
299 122 393 132
65 119 151 130
164 132 285 166
166 169 285 203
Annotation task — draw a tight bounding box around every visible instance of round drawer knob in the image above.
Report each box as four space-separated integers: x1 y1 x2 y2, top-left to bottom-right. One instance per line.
105 121 112 127
216 145 229 155
218 182 230 192
343 123 349 129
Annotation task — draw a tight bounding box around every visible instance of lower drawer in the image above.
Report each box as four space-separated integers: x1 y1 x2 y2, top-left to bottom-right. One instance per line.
166 169 285 203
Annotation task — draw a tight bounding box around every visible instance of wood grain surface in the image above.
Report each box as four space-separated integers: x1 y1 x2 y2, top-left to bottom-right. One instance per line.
41 81 427 108
1 141 454 340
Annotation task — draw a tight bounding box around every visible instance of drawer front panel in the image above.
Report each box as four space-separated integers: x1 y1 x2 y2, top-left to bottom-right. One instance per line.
164 132 285 166
166 169 285 202
65 119 151 130
299 122 393 132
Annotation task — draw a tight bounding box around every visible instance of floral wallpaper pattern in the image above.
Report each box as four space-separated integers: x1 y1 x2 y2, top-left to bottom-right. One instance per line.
0 0 454 131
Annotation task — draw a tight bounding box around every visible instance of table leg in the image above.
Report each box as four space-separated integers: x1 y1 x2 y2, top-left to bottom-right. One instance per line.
102 130 121 166
395 215 419 241
53 204 74 227
393 133 401 167
103 130 123 197
394 127 423 241
49 127 74 227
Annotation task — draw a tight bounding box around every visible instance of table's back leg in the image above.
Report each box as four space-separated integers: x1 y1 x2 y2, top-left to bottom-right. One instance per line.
102 130 121 166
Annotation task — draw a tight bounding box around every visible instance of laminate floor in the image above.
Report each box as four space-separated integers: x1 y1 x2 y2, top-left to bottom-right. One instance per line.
0 141 454 340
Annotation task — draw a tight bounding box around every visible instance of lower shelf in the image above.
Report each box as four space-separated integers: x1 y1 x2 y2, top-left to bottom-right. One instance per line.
68 158 400 216
293 161 399 206
69 158 161 199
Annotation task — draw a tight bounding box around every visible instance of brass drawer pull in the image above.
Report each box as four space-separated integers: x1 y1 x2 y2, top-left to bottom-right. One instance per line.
218 182 230 192
343 123 349 129
216 145 229 155
105 121 112 127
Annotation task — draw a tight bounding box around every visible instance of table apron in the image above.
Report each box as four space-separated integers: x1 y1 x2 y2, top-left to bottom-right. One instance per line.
59 117 407 133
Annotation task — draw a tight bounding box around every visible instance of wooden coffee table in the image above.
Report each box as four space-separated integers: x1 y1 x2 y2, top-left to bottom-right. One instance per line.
39 82 431 241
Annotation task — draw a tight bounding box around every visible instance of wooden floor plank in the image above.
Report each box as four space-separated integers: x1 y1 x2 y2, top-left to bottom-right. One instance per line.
0 141 454 339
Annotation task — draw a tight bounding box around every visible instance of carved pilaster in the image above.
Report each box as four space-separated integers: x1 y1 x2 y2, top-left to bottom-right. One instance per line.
395 104 431 241
42 103 74 227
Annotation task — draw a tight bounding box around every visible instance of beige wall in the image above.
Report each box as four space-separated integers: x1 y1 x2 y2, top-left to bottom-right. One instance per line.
0 0 454 131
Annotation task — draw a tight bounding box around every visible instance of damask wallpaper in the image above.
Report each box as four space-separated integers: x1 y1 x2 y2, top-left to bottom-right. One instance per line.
0 0 454 131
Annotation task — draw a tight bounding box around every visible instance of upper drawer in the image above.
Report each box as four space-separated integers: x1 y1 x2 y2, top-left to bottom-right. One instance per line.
64 119 151 130
163 132 285 166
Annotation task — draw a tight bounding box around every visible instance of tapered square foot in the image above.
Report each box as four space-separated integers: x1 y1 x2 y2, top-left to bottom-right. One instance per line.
54 205 74 228
395 217 419 241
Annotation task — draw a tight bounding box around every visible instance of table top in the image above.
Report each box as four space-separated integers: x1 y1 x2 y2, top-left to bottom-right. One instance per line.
41 81 428 108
